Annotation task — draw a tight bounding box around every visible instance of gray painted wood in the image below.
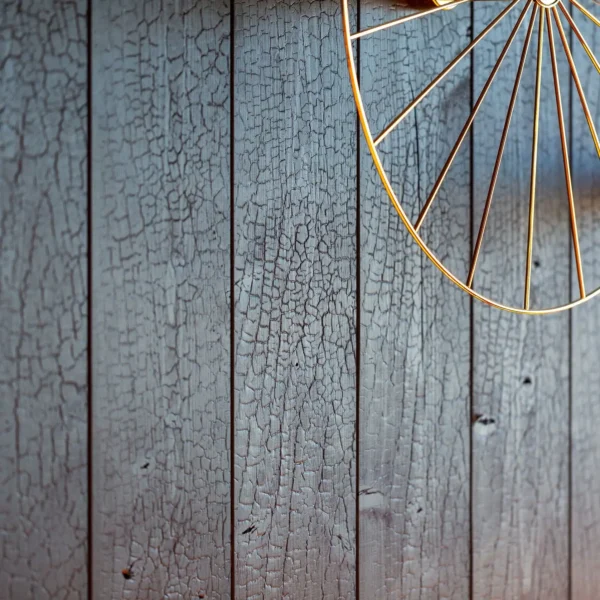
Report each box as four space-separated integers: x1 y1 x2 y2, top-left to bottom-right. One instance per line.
3 2 600 597
572 6 600 598
472 4 570 599
0 2 88 599
91 1 231 598
233 1 356 597
358 2 471 597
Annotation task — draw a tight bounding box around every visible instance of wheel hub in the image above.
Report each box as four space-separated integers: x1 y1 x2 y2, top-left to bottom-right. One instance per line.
535 0 559 9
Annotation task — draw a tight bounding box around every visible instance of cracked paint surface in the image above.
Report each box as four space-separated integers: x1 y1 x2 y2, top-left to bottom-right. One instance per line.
92 1 231 598
572 13 600 600
234 1 357 598
358 2 471 599
2 1 599 599
0 1 88 599
471 6 571 600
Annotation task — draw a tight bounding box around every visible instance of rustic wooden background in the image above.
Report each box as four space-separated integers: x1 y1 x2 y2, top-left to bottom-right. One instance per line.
1 0 599 598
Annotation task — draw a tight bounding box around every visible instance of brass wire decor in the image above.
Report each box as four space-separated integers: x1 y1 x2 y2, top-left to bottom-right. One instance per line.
342 0 600 314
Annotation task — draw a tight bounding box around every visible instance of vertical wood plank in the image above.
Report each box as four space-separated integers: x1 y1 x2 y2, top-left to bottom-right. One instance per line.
92 1 231 598
358 2 472 597
233 1 356 597
0 2 88 599
572 4 600 597
472 4 570 599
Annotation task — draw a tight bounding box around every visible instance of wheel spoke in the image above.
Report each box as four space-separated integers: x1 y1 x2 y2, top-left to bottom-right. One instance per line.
524 7 544 311
468 5 538 288
558 2 600 74
373 0 521 147
414 0 533 232
569 0 600 28
350 0 470 41
552 8 600 158
547 14 586 298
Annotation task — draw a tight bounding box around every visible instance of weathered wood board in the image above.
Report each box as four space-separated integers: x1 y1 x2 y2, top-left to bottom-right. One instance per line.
0 2 88 599
358 1 471 598
91 1 231 598
233 1 357 597
572 4 600 598
472 3 570 599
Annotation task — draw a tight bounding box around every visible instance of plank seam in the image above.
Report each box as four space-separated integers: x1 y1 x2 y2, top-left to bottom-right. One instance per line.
230 0 236 597
356 0 361 595
568 5 573 598
469 3 475 600
87 0 93 597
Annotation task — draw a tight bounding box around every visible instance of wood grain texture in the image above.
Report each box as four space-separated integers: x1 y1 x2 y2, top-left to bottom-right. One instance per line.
571 4 600 598
0 2 88 599
358 2 471 598
91 1 231 598
472 4 570 599
233 1 356 597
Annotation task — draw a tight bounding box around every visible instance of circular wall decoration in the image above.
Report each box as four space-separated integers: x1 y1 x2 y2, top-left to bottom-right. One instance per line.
341 0 600 314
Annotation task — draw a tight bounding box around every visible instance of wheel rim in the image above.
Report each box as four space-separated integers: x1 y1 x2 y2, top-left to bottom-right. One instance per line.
341 0 600 314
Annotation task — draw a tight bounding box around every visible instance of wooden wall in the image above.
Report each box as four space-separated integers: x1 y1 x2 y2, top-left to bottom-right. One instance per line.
1 0 599 598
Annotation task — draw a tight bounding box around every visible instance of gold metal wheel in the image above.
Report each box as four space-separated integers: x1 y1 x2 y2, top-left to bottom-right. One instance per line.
342 0 600 314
